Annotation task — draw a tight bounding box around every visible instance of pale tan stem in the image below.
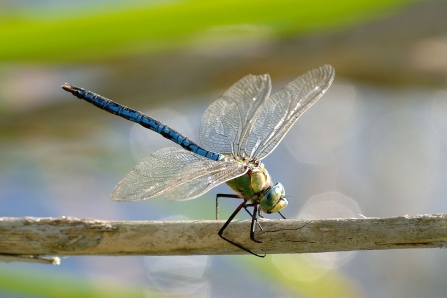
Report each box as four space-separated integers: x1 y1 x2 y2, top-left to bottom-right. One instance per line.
0 214 446 263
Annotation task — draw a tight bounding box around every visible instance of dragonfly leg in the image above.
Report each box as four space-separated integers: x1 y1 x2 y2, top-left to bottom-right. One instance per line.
218 200 266 258
258 208 265 219
245 204 263 243
242 204 263 231
215 193 241 220
278 211 286 219
244 203 264 233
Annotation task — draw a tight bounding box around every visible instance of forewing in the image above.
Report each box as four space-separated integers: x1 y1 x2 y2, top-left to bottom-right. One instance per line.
199 74 271 155
112 147 210 201
251 64 335 159
164 159 248 201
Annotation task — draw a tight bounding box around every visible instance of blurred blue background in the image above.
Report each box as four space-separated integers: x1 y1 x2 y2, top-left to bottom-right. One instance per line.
1 0 447 297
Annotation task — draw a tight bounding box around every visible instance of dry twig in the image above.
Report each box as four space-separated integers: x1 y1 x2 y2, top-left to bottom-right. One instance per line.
1 214 446 264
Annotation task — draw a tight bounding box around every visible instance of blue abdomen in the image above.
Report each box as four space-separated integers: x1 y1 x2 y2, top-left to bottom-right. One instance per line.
62 83 220 161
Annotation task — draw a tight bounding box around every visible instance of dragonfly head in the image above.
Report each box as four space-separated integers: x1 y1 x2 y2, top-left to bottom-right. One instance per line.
260 183 288 214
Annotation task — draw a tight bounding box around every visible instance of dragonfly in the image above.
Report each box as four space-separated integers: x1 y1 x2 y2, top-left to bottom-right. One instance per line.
62 64 335 257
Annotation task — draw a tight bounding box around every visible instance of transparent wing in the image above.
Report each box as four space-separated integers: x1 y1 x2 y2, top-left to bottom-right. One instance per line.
112 147 212 201
164 158 248 201
199 65 335 160
112 147 246 202
250 64 335 159
200 74 272 156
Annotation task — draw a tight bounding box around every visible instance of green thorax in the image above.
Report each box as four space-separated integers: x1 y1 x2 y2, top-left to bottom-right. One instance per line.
225 161 272 202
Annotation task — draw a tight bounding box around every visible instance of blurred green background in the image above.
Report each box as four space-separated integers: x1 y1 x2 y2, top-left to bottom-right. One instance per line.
1 0 447 297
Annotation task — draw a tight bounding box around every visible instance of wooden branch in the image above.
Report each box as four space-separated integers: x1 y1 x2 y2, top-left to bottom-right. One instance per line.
0 254 60 265
1 214 446 261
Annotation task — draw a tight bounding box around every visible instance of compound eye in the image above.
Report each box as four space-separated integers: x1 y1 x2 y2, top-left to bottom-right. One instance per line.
260 183 288 214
